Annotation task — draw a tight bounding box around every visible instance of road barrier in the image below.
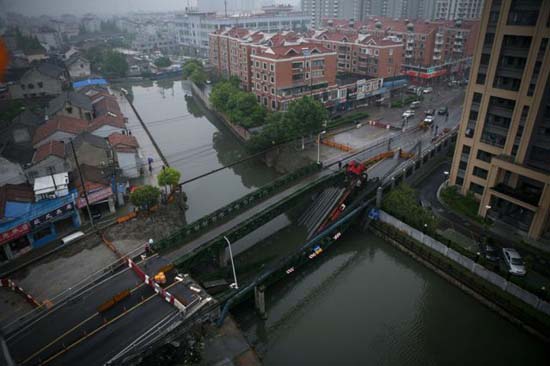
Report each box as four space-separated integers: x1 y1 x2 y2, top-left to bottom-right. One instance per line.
0 278 40 308
321 138 354 152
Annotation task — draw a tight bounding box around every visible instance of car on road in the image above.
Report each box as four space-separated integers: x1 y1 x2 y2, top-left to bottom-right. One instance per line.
438 106 449 115
423 87 433 94
502 248 526 276
402 110 415 118
425 108 435 116
479 243 500 262
423 115 435 125
409 101 421 109
407 86 418 94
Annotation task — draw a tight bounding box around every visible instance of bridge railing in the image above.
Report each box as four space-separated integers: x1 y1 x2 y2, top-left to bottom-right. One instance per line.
153 162 323 252
173 169 345 269
2 245 146 338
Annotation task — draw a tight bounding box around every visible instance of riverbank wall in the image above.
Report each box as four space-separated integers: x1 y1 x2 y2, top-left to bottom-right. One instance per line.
370 211 550 342
190 82 251 142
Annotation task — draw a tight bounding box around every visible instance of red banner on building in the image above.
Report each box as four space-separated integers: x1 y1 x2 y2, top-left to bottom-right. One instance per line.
77 187 113 209
406 69 447 79
0 223 31 246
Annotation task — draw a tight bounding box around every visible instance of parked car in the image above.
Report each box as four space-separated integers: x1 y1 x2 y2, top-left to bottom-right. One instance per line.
438 106 448 115
423 115 435 125
407 85 418 94
502 248 526 276
448 80 459 87
425 109 435 116
409 101 421 109
402 110 415 118
423 87 433 94
480 243 500 262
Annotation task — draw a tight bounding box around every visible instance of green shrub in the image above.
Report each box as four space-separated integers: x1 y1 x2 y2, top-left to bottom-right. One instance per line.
440 186 485 224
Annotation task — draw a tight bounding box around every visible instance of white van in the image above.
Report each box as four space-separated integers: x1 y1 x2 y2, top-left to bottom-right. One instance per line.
409 101 421 109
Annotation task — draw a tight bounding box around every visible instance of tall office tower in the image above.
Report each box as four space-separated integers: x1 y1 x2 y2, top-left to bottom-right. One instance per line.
302 0 362 28
435 0 485 20
449 0 550 240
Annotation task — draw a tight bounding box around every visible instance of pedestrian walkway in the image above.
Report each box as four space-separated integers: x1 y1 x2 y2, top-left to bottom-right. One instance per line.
115 92 162 187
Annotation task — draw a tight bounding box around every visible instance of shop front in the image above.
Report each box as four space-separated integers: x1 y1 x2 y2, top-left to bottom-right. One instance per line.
29 202 81 248
0 223 32 263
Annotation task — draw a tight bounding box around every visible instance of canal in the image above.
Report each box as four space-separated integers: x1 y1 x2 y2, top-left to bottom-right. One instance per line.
119 78 279 222
122 79 548 365
233 229 549 365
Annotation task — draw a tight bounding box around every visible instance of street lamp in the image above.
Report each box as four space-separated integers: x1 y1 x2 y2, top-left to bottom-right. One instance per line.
317 130 327 165
224 236 239 290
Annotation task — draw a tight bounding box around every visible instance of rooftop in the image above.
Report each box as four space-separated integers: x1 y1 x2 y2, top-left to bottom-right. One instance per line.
87 114 126 132
46 91 93 118
32 115 89 145
32 140 66 164
108 133 139 153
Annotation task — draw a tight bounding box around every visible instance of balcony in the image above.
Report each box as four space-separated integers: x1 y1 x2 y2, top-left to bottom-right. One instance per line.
492 184 541 207
434 47 442 53
407 38 414 44
495 66 524 79
405 53 413 58
435 38 444 45
453 47 463 53
455 33 464 40
433 55 442 61
406 46 414 51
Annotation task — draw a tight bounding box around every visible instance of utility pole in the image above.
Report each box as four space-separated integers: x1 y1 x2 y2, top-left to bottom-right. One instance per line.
70 140 95 229
224 0 228 17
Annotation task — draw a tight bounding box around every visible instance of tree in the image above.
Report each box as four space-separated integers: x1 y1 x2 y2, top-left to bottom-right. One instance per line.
226 91 266 128
157 167 181 192
190 68 207 85
102 50 128 77
130 185 161 211
182 59 203 79
382 183 439 235
286 96 327 137
154 56 171 68
210 81 236 112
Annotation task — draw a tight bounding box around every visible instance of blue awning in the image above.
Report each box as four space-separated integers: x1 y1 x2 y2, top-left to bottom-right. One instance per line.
73 78 108 89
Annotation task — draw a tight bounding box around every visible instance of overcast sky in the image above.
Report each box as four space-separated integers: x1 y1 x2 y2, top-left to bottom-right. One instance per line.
5 0 301 16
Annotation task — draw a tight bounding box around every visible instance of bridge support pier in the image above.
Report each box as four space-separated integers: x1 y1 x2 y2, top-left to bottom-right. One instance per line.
254 285 267 319
376 186 383 208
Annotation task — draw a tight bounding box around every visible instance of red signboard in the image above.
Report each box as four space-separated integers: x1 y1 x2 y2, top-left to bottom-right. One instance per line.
406 69 447 79
77 187 113 208
0 223 31 246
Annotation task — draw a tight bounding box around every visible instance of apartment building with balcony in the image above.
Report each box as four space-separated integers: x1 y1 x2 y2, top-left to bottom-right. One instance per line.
305 28 404 79
449 0 550 240
323 17 479 82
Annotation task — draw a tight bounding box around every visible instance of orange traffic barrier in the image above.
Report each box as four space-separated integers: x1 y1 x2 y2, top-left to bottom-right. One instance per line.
321 139 354 152
117 211 137 224
97 289 131 313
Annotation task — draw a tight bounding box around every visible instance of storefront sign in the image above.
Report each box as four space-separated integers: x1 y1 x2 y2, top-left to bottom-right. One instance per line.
77 187 113 209
0 223 31 246
31 203 74 228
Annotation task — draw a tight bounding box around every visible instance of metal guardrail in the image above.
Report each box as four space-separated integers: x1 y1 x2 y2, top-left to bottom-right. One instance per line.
2 246 146 338
154 163 323 252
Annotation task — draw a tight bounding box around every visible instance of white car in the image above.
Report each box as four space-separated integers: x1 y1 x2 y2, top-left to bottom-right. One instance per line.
423 115 435 125
423 87 433 94
402 110 415 118
502 248 526 276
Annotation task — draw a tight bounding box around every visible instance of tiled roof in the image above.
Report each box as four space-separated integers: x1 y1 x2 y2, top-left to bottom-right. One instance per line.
255 42 332 59
11 110 43 127
87 114 126 132
32 115 88 145
32 140 65 164
36 63 65 79
108 133 138 153
72 164 111 194
70 132 109 151
92 95 122 117
46 91 93 117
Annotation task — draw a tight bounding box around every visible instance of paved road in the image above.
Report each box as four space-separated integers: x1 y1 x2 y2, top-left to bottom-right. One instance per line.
6 255 199 366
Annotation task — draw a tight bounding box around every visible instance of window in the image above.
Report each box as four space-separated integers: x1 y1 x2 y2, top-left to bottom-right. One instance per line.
255 61 260 67
469 182 484 195
270 64 274 71
263 62 267 69
476 150 494 163
473 166 488 179
66 107 73 114
263 74 267 81
37 82 43 88
459 161 468 170
270 76 274 83
21 84 26 90
28 83 34 89
389 49 393 56
456 176 464 186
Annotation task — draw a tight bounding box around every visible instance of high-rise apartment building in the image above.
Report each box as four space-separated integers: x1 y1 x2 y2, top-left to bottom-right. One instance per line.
449 0 550 240
435 0 485 20
301 0 363 28
362 0 436 20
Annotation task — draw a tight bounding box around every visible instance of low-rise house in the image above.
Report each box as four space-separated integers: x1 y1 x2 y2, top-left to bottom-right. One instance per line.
46 91 93 120
73 164 116 215
66 132 112 170
108 133 140 178
24 47 48 63
9 63 68 99
25 140 70 183
88 114 127 138
0 110 43 166
92 94 122 117
0 184 35 262
33 172 70 201
32 115 88 148
65 54 91 80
